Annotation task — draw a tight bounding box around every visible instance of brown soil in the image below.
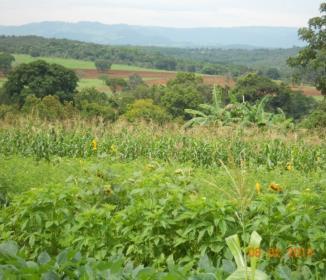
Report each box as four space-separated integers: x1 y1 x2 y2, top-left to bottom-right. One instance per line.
291 85 322 96
74 68 322 96
75 69 235 87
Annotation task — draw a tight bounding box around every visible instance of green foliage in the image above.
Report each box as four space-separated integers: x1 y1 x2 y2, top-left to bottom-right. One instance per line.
95 59 112 72
0 36 301 78
232 73 280 103
0 124 325 172
105 77 128 93
0 157 325 278
125 99 171 123
185 87 293 128
22 95 76 120
231 74 317 120
301 99 326 128
0 104 17 119
161 73 205 119
74 87 117 121
2 60 78 106
0 52 15 74
225 232 268 279
128 74 145 90
264 68 280 80
287 3 326 95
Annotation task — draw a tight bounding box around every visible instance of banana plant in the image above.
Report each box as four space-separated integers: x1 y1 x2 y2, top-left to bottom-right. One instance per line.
225 231 269 280
184 85 225 127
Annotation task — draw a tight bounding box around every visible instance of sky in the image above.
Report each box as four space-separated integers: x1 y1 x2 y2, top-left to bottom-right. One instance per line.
0 0 322 27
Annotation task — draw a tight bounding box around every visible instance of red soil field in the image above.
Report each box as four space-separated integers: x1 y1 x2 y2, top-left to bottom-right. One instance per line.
75 68 322 96
291 85 322 96
75 69 235 87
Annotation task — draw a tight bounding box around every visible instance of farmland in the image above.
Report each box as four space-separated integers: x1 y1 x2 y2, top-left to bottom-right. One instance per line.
0 119 325 279
9 54 320 96
0 2 325 278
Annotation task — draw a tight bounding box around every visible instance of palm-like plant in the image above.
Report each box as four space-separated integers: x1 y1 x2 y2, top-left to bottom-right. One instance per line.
184 85 225 127
185 86 292 128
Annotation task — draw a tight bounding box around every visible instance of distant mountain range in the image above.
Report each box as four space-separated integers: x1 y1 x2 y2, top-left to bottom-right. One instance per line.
0 21 303 49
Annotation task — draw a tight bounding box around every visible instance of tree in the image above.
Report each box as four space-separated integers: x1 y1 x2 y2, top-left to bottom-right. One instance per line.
265 68 280 80
301 99 326 128
2 60 78 106
161 73 204 119
95 59 112 72
0 53 15 74
287 2 326 96
128 74 145 90
232 72 280 103
105 78 128 93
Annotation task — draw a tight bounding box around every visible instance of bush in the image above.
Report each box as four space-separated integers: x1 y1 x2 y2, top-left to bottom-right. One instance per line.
125 99 171 123
105 78 128 93
301 100 326 128
94 59 112 72
74 87 117 121
22 95 77 120
0 104 17 119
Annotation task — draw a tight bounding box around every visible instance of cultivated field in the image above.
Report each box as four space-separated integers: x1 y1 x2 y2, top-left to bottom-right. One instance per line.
0 118 325 278
11 54 321 96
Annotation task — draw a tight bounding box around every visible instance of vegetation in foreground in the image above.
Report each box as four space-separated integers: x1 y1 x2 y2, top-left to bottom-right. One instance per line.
0 120 325 279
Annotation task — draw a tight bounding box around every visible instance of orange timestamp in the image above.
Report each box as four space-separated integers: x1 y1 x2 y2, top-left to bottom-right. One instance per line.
247 247 314 258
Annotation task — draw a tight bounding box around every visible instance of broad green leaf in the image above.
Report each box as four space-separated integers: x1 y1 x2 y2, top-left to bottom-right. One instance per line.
0 241 18 258
225 235 246 269
226 268 268 280
38 251 51 265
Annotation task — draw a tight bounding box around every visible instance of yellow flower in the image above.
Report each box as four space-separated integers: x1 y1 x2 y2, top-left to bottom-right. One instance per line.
145 164 155 171
269 182 283 193
91 139 97 151
110 144 118 154
286 162 293 171
255 182 262 194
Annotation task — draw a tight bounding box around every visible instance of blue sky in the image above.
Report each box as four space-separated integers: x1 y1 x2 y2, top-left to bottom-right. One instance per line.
0 0 322 27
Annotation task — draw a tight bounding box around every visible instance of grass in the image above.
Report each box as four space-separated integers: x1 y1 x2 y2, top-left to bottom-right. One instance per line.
13 54 95 69
0 155 323 201
78 78 112 92
0 77 6 87
13 54 167 72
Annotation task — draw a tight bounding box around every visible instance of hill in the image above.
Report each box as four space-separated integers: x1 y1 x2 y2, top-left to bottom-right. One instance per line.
0 21 304 49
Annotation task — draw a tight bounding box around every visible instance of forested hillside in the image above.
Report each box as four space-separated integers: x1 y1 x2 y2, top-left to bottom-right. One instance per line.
0 35 301 78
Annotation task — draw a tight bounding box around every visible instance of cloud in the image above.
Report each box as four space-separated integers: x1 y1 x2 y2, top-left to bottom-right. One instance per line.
0 0 322 27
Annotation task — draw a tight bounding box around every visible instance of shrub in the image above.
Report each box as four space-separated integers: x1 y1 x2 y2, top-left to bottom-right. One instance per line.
94 59 112 72
22 95 77 120
125 99 171 123
0 104 17 119
301 100 326 128
74 87 117 121
105 78 128 93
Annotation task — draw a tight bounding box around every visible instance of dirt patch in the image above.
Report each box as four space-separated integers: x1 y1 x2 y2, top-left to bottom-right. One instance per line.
291 85 322 96
75 69 321 96
75 69 235 87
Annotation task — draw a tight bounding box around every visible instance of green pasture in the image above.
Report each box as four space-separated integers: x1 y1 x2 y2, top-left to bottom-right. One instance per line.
13 54 166 72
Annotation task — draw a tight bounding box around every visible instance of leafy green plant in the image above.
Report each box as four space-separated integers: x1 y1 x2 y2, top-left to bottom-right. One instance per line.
225 232 268 280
